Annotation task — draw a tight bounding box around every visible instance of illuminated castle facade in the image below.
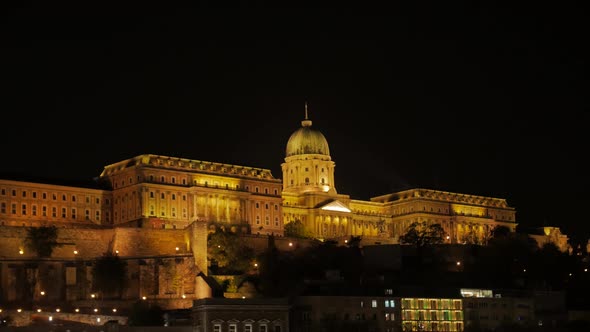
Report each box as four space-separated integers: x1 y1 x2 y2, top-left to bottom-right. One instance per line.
0 111 517 245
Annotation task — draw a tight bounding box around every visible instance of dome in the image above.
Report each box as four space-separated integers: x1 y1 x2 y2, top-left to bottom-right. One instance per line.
286 116 330 157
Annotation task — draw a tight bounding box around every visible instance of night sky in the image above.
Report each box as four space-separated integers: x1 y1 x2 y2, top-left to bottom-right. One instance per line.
1 4 588 242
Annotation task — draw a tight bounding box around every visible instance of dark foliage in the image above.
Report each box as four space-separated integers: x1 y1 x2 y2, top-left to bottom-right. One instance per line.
91 251 128 299
127 300 165 326
24 225 61 258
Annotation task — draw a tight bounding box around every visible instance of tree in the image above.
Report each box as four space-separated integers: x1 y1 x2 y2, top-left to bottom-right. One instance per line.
127 300 164 326
284 219 314 238
208 228 255 274
24 225 61 258
92 251 128 299
399 221 445 248
490 225 512 239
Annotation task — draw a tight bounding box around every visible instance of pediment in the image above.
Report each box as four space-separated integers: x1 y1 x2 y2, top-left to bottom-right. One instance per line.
319 200 351 213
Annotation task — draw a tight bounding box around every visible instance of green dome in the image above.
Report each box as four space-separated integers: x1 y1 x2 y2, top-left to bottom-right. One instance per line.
286 117 330 157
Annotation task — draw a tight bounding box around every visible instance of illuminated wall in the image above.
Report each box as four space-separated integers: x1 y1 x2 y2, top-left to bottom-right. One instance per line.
401 298 464 332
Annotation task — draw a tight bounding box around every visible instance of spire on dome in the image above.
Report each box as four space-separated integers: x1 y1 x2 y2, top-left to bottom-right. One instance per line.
302 102 312 127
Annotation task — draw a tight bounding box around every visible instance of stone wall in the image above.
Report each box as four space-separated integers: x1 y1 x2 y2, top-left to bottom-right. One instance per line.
0 225 200 260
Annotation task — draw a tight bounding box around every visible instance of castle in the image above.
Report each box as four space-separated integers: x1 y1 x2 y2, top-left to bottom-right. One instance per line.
0 109 519 309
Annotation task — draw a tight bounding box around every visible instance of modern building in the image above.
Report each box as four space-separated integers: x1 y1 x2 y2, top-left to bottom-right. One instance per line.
289 295 464 332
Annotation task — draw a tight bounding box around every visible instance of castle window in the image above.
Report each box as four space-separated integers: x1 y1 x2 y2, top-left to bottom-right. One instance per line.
150 175 154 181
265 188 268 194
171 177 176 184
274 204 278 210
72 208 76 219
72 195 76 202
150 192 154 198
21 204 27 215
52 207 57 217
172 194 176 200
275 217 279 226
96 198 100 204
246 185 249 191
265 204 269 209
265 216 270 225
22 191 26 198
129 177 133 184
0 202 5 214
42 206 47 217
62 207 67 218
182 178 187 185
182 195 186 201
274 189 278 195
321 178 325 184
256 216 260 224
290 180 294 185
96 211 100 221
256 203 260 209
0 189 4 195
11 203 16 214
85 209 90 220
150 206 155 216
12 190 16 196
53 194 57 200
305 178 310 184
255 187 259 193
43 192 47 199
305 167 309 172
63 194 67 201
161 193 165 199
161 176 165 182
32 192 37 198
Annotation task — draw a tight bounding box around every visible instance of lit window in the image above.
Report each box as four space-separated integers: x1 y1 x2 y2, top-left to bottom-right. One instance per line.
229 324 237 332
213 324 221 332
372 300 377 308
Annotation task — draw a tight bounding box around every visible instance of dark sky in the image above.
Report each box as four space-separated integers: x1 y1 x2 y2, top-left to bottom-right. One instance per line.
1 4 588 241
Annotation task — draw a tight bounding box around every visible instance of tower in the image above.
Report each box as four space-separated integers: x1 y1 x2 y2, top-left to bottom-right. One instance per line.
281 103 337 195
